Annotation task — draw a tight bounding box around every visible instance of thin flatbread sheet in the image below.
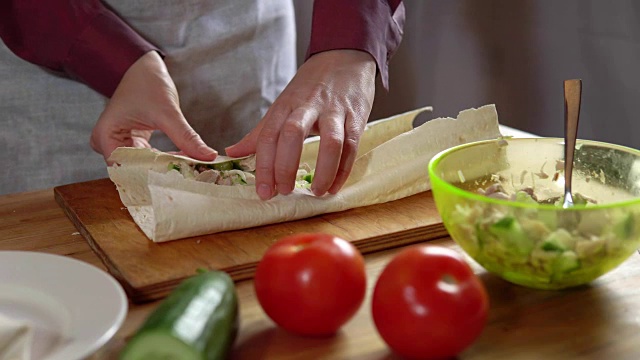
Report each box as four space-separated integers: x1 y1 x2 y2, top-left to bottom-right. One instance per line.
108 105 503 242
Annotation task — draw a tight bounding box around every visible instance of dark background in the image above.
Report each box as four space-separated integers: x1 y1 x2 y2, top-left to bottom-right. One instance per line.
295 0 640 149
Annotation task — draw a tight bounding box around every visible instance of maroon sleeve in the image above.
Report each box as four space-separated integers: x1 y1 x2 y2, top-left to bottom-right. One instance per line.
0 0 160 97
307 0 405 89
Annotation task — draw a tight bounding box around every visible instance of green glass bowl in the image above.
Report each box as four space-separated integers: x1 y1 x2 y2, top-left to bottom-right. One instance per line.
428 137 640 289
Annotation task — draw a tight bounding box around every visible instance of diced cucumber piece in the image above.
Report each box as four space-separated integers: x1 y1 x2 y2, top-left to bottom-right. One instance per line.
614 212 635 240
488 216 534 257
542 229 575 251
553 251 580 273
541 229 574 252
212 162 234 171
542 239 565 252
303 173 314 183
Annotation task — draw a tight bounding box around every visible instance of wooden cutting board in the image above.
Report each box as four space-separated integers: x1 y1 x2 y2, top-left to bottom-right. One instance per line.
54 178 448 303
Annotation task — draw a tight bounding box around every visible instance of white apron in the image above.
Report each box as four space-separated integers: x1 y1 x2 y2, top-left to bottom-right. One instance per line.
0 0 296 194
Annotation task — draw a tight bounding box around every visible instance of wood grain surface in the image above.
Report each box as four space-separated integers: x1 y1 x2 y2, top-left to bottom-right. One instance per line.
53 178 448 303
3 188 640 359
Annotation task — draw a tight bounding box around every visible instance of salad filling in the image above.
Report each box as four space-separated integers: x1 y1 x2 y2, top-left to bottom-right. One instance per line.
167 155 315 189
449 179 640 287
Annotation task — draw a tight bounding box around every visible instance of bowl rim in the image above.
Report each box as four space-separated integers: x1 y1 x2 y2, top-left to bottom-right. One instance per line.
428 137 640 210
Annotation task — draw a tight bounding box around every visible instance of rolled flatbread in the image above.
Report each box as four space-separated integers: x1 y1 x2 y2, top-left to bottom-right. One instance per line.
108 104 503 242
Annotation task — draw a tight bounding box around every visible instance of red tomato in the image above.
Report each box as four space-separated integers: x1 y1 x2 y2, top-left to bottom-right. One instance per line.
254 233 367 336
372 245 489 359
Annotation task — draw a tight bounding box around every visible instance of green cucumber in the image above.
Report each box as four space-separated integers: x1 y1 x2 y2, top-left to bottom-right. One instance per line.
488 216 533 257
614 212 635 239
211 162 234 171
303 173 314 183
553 251 580 273
541 239 565 252
541 229 574 252
120 270 239 360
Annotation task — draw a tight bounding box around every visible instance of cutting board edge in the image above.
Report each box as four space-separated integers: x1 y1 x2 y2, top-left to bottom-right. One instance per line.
53 185 139 296
54 179 451 304
125 223 451 303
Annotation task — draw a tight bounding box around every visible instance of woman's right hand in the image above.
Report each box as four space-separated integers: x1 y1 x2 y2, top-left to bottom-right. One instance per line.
90 51 217 163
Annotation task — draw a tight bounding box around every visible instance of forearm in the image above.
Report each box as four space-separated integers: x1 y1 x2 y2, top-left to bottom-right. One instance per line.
306 0 405 89
0 0 159 97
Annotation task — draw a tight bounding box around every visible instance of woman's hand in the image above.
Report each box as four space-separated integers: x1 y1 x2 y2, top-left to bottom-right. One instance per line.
90 51 217 163
226 49 376 200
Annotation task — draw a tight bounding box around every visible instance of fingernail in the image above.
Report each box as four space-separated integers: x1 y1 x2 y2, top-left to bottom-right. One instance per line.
311 185 323 197
257 183 272 200
199 146 217 156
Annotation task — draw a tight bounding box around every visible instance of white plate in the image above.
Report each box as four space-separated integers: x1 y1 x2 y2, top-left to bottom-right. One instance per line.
0 251 127 360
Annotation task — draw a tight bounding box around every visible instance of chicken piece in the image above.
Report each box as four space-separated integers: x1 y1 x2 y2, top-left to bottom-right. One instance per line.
195 169 220 183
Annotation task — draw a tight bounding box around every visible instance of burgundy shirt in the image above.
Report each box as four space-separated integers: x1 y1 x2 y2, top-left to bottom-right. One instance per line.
0 0 404 98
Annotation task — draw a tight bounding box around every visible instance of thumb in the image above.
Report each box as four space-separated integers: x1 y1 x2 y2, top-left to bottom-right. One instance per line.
160 113 218 161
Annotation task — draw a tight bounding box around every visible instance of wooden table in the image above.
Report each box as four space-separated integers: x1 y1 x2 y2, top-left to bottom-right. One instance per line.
2 188 640 360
